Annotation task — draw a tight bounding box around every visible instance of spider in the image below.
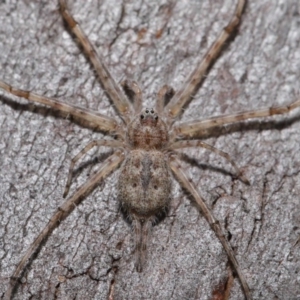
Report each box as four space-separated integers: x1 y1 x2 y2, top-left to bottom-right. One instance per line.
1 0 299 299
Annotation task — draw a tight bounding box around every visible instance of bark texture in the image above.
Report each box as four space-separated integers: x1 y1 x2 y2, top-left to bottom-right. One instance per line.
0 0 299 299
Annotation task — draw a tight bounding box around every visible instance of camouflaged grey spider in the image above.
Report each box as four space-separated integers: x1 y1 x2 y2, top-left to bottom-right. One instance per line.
2 0 300 299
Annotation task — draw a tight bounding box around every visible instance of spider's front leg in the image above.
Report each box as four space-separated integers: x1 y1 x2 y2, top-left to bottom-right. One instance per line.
165 0 246 121
59 0 134 124
168 154 252 300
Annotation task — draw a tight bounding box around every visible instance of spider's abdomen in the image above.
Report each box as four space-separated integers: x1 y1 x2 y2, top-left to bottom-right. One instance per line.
118 150 171 218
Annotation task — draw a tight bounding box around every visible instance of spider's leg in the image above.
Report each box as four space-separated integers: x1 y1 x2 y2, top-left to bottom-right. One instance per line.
168 154 252 300
0 80 119 133
132 217 153 272
173 99 300 138
59 0 133 124
156 85 175 118
140 219 152 271
64 140 124 198
132 218 142 271
165 0 246 120
169 140 249 184
5 151 125 300
121 80 143 113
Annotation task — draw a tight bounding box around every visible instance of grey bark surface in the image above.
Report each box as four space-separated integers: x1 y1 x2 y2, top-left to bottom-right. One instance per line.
0 0 299 299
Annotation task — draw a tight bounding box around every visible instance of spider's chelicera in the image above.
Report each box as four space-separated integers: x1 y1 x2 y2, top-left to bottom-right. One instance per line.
2 0 300 299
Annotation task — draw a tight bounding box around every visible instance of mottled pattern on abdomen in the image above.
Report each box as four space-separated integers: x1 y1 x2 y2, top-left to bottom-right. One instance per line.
118 150 171 218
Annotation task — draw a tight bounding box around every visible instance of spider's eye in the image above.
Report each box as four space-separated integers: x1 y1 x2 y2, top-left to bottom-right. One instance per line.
145 109 149 114
155 116 158 120
140 114 144 119
150 109 154 114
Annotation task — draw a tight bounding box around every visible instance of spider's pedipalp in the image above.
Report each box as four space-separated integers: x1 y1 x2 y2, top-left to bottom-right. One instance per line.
156 85 175 117
121 80 143 114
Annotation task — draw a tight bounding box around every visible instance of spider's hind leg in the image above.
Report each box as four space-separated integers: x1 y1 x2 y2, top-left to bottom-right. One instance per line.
169 154 252 300
132 217 154 272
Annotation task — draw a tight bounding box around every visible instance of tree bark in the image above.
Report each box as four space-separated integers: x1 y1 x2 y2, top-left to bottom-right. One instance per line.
0 0 299 299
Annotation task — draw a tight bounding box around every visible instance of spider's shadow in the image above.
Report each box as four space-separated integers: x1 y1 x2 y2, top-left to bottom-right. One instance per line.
180 152 235 179
69 151 114 181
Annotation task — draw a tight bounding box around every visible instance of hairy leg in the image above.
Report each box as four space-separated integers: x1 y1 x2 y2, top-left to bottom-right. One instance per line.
0 80 119 133
165 0 246 120
168 154 252 300
63 140 124 197
169 140 249 184
59 0 133 123
173 99 300 138
132 218 153 272
5 151 125 300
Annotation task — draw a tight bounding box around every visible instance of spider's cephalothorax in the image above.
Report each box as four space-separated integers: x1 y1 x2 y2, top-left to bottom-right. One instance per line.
127 107 168 149
119 107 171 271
